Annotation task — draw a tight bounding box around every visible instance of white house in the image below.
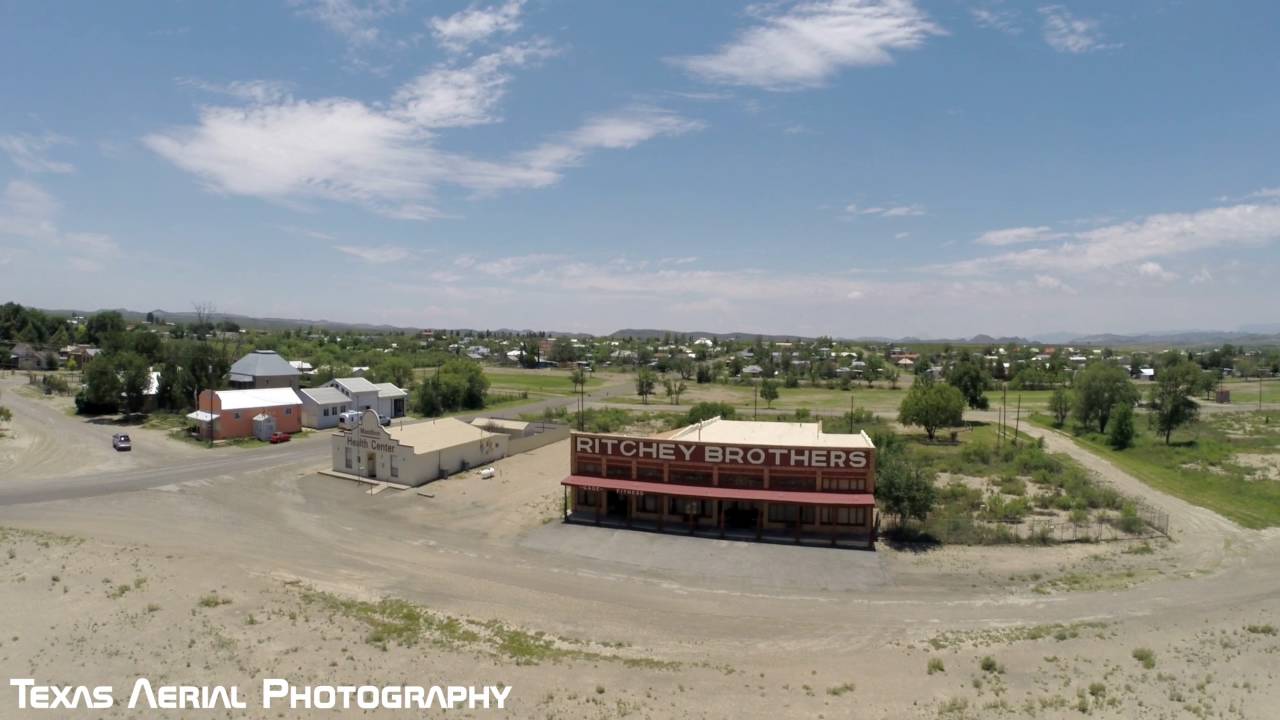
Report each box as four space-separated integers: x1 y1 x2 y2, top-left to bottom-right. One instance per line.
324 377 408 419
332 411 507 485
373 382 409 418
299 386 353 429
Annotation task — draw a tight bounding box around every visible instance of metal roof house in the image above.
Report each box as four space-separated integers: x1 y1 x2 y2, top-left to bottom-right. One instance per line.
228 350 301 390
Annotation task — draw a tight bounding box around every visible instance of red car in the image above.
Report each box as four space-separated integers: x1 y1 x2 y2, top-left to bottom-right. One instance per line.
269 431 291 444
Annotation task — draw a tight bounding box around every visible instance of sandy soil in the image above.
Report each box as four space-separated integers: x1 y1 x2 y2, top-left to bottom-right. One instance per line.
1 375 1279 719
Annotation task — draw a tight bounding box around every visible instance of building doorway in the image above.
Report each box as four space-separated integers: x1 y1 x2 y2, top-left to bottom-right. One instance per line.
605 491 629 519
366 451 377 478
722 501 759 529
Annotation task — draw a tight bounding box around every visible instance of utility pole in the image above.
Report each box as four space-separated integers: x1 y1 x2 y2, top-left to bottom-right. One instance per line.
849 393 855 434
1013 390 1022 447
753 379 759 420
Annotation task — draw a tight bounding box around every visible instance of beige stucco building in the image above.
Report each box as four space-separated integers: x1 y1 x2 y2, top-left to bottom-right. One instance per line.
332 410 507 486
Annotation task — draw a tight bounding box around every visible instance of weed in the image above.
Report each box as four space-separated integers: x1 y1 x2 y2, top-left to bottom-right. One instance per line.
979 656 1003 673
1132 647 1156 670
198 593 232 608
826 682 856 696
1246 624 1276 635
928 657 946 675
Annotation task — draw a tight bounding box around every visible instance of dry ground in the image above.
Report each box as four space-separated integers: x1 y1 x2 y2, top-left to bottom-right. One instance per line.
1 375 1279 719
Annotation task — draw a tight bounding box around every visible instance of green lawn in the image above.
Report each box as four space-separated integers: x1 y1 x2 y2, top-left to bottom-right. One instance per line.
1218 379 1280 405
602 381 908 413
481 368 605 396
982 389 1054 413
1028 411 1280 529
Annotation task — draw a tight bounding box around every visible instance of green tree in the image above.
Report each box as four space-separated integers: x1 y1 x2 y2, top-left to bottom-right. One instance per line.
897 383 965 440
116 351 151 415
760 378 779 408
946 357 991 409
85 310 126 344
685 402 735 424
1071 363 1139 433
1107 402 1135 449
372 356 414 388
1048 386 1072 427
1148 359 1202 444
874 440 937 524
78 356 121 414
549 337 577 364
636 368 656 404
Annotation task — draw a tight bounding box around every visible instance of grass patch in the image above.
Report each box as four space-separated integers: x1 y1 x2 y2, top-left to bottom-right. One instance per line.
928 657 946 675
1245 624 1276 635
197 593 232 608
1132 647 1156 670
1029 411 1280 529
826 682 856 696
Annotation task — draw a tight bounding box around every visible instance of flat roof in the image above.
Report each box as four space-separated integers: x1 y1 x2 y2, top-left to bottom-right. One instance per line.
470 417 529 431
332 377 379 393
562 476 875 506
214 387 302 410
372 382 408 398
389 417 501 454
668 417 874 449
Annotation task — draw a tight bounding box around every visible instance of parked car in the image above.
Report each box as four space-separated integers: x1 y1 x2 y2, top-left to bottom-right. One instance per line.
269 431 291 444
111 433 132 451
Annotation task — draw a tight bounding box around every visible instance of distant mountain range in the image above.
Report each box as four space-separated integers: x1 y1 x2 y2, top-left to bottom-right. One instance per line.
27 307 1280 347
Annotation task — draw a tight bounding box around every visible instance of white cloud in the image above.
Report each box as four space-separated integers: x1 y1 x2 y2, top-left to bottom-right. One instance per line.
1136 261 1178 282
429 0 525 52
0 181 117 272
178 78 293 104
845 203 925 217
1190 267 1213 284
334 245 411 263
290 0 401 46
1246 187 1280 200
0 132 75 173
670 0 944 90
935 201 1280 276
970 3 1021 35
1033 274 1074 293
145 50 697 218
1039 5 1114 54
974 225 1057 246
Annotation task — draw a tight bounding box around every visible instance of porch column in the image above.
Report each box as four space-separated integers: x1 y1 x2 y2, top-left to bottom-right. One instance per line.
595 489 603 526
562 486 568 522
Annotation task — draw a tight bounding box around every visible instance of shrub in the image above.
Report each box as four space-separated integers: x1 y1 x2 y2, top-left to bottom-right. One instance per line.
927 657 945 675
1115 504 1145 534
1132 647 1156 669
979 656 1001 673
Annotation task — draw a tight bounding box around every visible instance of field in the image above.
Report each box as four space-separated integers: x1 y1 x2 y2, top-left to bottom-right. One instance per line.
1029 410 1280 529
1219 378 1280 405
480 367 609 396
602 379 912 414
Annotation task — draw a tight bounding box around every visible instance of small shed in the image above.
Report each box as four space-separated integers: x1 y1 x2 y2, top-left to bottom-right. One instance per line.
1216 388 1231 404
252 413 277 441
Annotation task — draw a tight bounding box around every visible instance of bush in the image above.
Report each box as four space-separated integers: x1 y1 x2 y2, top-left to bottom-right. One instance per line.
1132 647 1155 669
1115 504 1145 534
979 656 1003 673
959 441 993 466
1107 402 1136 449
685 402 736 424
927 657 945 675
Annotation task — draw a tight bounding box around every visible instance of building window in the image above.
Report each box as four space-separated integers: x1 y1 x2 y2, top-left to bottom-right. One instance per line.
605 462 632 480
233 412 241 420
719 472 763 490
821 475 865 492
640 494 660 513
285 407 292 415
577 459 603 477
820 507 868 526
669 466 713 486
768 504 798 523
636 464 663 482
772 473 816 492
668 498 711 517
323 408 329 417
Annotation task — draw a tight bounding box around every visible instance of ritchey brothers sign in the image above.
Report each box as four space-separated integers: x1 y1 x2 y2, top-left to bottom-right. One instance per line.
573 434 871 470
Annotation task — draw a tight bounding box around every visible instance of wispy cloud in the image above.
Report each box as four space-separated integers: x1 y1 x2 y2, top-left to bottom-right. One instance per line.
933 200 1280 276
846 203 925 217
0 132 75 174
974 225 1058 246
1039 5 1115 54
670 0 944 90
144 45 698 219
334 244 411 263
289 0 402 46
970 3 1021 35
429 0 525 53
178 78 294 104
0 181 118 272
1136 261 1178 282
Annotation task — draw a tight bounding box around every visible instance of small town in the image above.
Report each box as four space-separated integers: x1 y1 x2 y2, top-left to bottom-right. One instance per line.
2 2 1280 719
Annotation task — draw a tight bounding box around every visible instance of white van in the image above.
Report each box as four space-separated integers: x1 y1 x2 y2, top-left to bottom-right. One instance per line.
337 411 363 430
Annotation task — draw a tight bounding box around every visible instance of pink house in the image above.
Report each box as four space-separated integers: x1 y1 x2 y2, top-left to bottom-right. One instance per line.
189 388 303 440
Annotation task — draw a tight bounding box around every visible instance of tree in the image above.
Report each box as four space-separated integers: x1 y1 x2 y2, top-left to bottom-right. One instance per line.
1148 359 1202 444
85 310 126 344
78 356 121 414
946 357 991 409
549 337 577 364
116 351 151 415
897 383 965 440
372 356 414 388
874 440 937 525
760 378 779 408
1048 386 1072 427
1071 363 1138 433
413 359 490 416
1107 402 1135 449
636 368 656 404
685 402 735 424
695 363 713 384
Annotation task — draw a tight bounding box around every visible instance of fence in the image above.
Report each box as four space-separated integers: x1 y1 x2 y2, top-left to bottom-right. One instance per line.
506 421 571 455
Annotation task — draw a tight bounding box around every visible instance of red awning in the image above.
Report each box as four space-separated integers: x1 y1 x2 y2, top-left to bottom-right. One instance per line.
562 475 875 506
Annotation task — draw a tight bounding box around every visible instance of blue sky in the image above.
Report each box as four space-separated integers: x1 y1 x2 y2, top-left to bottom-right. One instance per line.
2 0 1278 337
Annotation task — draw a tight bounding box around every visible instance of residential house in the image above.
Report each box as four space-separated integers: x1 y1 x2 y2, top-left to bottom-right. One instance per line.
187 387 303 440
8 342 43 370
299 386 353 429
228 350 301 390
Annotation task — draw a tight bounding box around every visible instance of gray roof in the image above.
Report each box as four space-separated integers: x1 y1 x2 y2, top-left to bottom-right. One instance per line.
331 376 379 393
229 350 300 379
373 382 408 398
300 387 349 405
